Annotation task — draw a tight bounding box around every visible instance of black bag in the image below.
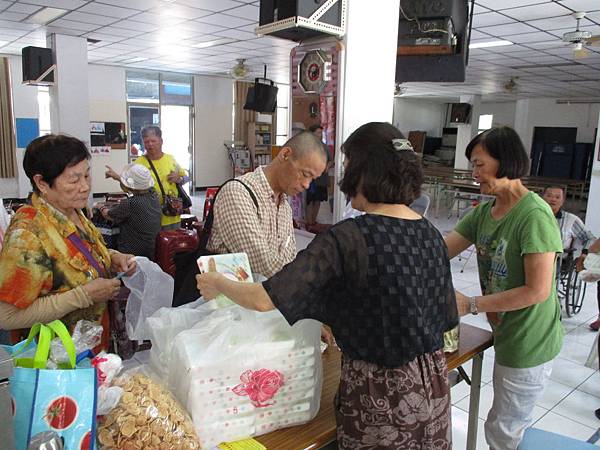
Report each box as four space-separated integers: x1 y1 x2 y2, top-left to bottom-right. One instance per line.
177 183 193 210
146 157 184 216
172 179 258 307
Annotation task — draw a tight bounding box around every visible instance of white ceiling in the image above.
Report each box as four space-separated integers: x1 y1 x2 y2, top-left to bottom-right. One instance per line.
0 0 599 102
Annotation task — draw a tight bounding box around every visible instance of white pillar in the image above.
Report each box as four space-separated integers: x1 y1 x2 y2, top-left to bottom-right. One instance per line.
514 98 531 154
47 34 90 143
454 94 481 170
333 0 401 222
585 111 600 233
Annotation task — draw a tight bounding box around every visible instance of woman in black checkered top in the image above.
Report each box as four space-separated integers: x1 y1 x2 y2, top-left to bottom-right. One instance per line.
197 122 458 449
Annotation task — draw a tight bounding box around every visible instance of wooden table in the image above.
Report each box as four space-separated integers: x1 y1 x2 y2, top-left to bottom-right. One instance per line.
257 323 493 450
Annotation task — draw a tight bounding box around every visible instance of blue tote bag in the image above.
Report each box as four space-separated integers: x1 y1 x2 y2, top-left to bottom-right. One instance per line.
2 320 98 450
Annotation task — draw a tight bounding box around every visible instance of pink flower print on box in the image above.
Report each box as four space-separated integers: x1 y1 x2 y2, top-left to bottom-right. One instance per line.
232 368 285 407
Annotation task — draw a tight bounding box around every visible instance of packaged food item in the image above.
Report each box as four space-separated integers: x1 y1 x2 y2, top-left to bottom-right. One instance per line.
97 371 200 450
443 325 460 353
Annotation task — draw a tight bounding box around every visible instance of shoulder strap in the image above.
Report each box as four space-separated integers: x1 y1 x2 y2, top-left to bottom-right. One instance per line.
199 178 258 251
145 156 166 198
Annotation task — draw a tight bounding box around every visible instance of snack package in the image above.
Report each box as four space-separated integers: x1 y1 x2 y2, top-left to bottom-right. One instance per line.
197 253 253 308
97 371 200 450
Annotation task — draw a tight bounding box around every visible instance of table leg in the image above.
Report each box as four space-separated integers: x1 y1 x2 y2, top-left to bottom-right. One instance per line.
466 352 483 450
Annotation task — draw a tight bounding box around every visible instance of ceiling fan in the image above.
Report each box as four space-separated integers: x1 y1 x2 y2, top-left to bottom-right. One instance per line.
562 12 600 59
230 59 251 79
503 76 519 93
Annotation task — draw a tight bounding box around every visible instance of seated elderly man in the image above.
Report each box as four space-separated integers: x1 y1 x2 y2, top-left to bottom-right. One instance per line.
542 185 599 329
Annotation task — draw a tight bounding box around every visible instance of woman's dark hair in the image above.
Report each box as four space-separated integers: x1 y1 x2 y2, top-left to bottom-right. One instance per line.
340 122 423 205
23 134 90 193
465 126 529 179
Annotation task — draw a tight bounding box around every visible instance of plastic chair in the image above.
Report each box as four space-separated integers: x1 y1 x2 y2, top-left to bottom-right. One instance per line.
410 193 431 217
518 427 599 449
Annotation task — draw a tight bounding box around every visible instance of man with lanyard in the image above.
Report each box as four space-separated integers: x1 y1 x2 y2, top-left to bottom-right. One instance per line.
106 126 189 230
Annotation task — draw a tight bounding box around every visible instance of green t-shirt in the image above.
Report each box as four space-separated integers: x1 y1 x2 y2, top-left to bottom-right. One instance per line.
455 192 563 368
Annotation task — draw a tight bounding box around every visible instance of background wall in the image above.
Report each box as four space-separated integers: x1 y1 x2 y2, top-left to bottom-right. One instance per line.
87 64 127 194
480 101 516 128
483 99 599 153
0 55 38 198
393 98 446 137
193 75 233 188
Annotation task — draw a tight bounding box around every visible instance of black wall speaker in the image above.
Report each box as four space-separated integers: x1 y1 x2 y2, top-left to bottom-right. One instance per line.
22 46 54 85
449 103 472 124
396 0 469 83
244 78 278 113
259 0 344 41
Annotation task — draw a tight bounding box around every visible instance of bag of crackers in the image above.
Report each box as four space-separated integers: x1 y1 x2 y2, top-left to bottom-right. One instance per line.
97 370 201 450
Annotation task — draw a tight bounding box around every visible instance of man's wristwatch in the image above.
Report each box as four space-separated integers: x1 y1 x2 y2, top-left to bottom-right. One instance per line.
469 296 478 315
582 248 589 255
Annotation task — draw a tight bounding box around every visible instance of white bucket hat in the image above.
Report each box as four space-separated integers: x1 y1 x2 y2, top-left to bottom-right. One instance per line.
120 164 154 190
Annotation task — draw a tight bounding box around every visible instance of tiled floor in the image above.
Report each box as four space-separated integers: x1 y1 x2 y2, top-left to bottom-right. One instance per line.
180 190 600 448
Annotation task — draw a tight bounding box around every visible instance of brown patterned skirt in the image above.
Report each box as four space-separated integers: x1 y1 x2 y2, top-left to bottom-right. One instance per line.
335 349 451 449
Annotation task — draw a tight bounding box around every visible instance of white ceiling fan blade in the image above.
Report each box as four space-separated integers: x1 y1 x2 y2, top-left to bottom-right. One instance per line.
587 35 600 46
573 47 590 59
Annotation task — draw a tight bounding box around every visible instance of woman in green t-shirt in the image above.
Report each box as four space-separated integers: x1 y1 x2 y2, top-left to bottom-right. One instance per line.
445 126 563 450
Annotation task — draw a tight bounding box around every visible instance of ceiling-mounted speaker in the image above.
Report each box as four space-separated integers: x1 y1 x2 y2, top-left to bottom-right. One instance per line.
396 0 469 83
22 46 55 85
257 0 347 42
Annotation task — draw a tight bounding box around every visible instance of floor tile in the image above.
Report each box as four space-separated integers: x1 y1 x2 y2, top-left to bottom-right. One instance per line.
577 372 600 400
455 384 548 423
533 411 597 443
450 377 472 405
451 406 488 450
549 357 596 388
536 379 575 410
552 389 600 429
559 334 597 366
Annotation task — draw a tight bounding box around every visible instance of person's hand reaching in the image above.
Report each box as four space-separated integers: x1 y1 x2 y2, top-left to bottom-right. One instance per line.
105 165 119 181
196 272 225 300
82 278 121 303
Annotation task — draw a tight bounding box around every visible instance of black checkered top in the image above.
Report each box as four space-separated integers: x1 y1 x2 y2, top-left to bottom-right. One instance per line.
264 214 458 368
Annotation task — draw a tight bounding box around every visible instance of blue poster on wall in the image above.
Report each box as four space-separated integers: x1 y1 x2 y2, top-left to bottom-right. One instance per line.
15 118 40 148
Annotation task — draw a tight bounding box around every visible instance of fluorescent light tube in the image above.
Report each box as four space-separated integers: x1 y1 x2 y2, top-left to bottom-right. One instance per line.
469 40 513 49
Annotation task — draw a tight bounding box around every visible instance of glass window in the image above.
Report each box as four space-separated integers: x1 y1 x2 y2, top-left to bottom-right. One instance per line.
161 72 192 106
126 70 159 103
478 114 493 132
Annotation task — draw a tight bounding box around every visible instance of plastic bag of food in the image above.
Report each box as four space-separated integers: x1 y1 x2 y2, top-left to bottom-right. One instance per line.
49 320 103 366
92 352 124 416
168 303 322 448
146 299 214 380
97 371 200 450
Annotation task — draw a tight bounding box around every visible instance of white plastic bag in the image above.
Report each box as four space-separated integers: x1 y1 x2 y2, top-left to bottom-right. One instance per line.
123 257 174 340
49 320 103 366
146 299 214 380
580 253 600 283
167 303 323 449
